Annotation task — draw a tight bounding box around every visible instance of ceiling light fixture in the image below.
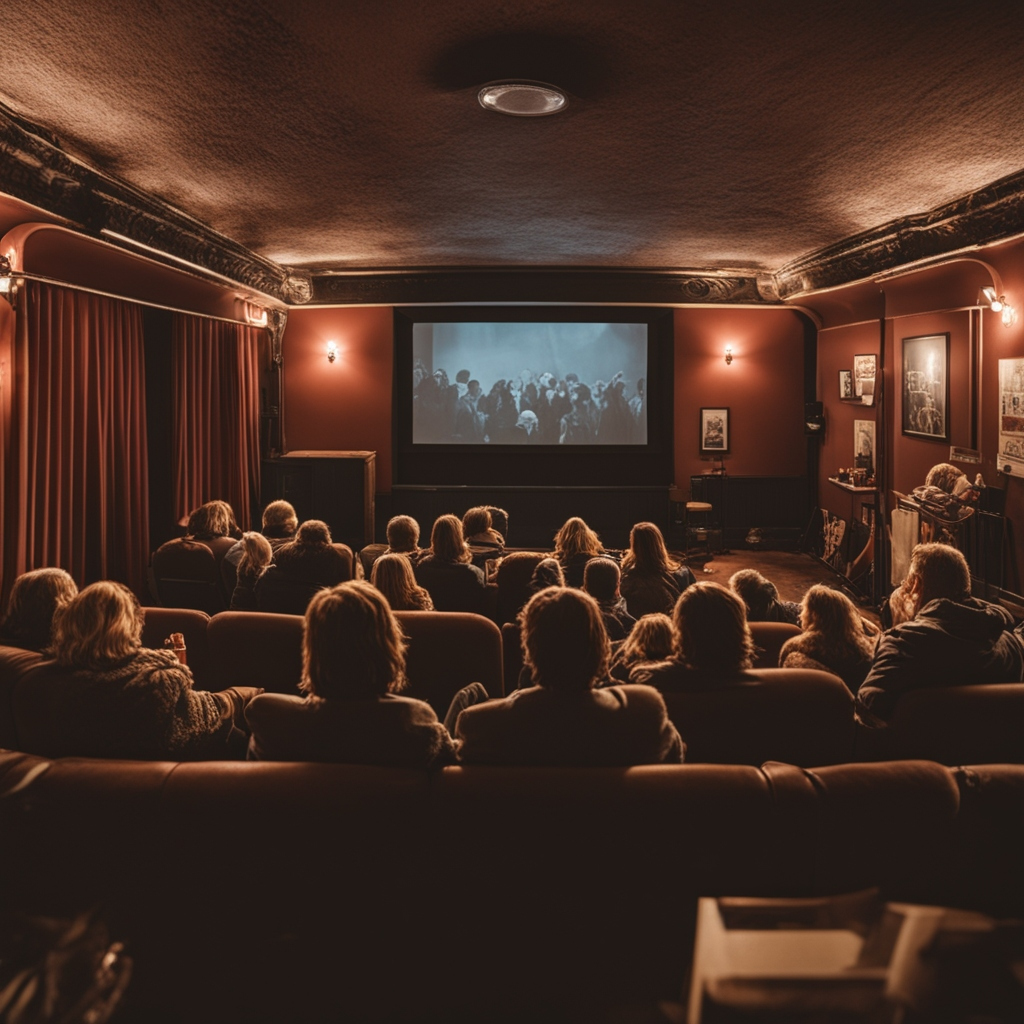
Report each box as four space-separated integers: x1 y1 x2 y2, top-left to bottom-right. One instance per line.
477 81 567 117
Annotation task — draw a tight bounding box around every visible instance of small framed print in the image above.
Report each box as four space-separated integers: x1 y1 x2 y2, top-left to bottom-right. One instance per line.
839 369 855 399
853 354 877 398
902 333 949 441
700 407 729 454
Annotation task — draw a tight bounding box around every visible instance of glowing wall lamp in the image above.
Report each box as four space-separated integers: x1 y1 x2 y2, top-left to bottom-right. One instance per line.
0 253 11 296
980 286 1017 326
724 345 734 365
326 340 338 363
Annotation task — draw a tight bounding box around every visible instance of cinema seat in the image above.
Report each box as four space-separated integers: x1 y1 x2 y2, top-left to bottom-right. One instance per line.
661 668 856 766
206 611 304 694
748 620 802 668
394 610 504 714
854 682 1024 765
151 538 226 614
0 645 47 748
501 621 525 690
140 607 213 690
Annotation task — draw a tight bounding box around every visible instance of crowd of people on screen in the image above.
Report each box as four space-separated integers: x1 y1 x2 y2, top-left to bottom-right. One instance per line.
4 496 1023 768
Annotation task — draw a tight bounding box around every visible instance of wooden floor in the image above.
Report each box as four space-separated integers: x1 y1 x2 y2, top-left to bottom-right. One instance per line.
675 546 878 614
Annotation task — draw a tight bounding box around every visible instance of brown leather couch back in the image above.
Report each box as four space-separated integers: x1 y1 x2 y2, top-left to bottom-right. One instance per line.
855 683 1024 765
151 538 226 614
140 607 212 689
749 620 802 668
0 645 46 748
0 752 975 1023
662 668 856 766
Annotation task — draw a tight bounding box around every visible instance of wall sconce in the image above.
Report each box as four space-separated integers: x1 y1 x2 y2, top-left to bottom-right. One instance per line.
244 302 268 327
980 287 1017 326
0 253 11 296
724 345 733 365
0 277 11 297
326 340 338 363
1002 304 1018 328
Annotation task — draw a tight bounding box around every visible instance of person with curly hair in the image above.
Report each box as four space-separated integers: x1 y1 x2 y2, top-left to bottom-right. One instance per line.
0 568 78 651
608 613 675 684
20 581 259 759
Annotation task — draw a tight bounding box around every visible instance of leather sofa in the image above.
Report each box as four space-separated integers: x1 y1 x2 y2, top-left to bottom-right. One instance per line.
0 750 1018 1022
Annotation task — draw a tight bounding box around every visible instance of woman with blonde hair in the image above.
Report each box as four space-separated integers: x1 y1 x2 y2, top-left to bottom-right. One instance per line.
609 613 675 683
414 514 486 611
632 582 756 690
619 521 695 617
0 568 78 651
230 532 274 610
187 499 240 541
22 581 259 759
780 584 879 693
552 516 606 588
371 553 434 611
245 581 456 766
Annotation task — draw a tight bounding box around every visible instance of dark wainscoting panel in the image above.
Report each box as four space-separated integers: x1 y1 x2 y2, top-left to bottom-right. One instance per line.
690 476 811 549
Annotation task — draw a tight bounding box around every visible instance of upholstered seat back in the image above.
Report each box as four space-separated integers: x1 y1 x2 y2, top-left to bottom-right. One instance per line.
0 645 47 748
661 668 856 766
857 682 1024 764
151 538 226 614
140 607 212 689
206 611 304 693
748 621 802 668
494 551 548 624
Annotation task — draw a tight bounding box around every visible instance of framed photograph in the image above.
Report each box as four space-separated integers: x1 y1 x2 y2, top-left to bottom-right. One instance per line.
700 407 729 454
854 419 875 475
839 369 855 399
902 333 949 441
853 354 876 398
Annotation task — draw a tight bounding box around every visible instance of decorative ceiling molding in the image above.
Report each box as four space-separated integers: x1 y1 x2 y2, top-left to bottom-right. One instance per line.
0 103 293 303
310 269 766 306
773 167 1024 299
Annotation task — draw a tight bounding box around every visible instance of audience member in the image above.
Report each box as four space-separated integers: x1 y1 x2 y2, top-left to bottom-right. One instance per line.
632 582 756 690
27 581 259 759
779 585 878 693
358 515 424 578
528 557 565 595
255 520 350 614
728 568 800 625
485 506 509 543
553 516 607 587
456 587 684 766
0 568 78 651
224 500 299 568
619 521 695 617
186 500 241 560
229 532 274 610
857 543 1024 722
609 613 674 684
462 506 504 553
371 553 434 611
245 581 456 766
582 557 636 641
414 514 487 612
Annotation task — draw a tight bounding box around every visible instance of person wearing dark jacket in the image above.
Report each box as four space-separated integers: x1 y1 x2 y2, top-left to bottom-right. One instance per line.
582 557 636 641
728 569 800 625
619 521 695 618
857 543 1024 722
413 515 487 612
255 520 350 615
456 587 683 766
0 568 78 651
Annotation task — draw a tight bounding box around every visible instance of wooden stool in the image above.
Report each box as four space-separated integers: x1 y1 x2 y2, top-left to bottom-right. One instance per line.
685 501 714 559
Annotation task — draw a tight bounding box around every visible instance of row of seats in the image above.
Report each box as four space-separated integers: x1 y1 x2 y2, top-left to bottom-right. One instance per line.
0 750 1019 1021
2 608 1022 766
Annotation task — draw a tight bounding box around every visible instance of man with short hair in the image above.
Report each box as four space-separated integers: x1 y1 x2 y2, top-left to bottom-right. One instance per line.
582 557 636 641
223 500 299 573
358 515 424 578
857 542 1024 722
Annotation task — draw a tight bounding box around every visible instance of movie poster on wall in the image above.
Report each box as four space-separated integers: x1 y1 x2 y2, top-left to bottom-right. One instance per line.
998 358 1024 478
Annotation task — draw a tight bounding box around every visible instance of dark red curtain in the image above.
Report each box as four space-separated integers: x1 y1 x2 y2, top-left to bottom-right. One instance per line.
172 315 262 531
1 282 150 596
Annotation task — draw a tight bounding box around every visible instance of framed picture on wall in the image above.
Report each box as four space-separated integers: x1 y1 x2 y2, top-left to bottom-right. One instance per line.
853 354 876 398
839 369 855 399
854 419 875 475
700 407 729 454
902 333 949 441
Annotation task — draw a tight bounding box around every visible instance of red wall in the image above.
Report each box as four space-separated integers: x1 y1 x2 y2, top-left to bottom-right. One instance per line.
280 305 810 494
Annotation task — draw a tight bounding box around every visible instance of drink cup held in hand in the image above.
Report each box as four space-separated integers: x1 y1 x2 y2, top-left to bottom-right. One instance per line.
164 632 187 665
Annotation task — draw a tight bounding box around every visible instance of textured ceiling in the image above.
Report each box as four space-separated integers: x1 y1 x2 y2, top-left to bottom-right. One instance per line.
2 0 1024 277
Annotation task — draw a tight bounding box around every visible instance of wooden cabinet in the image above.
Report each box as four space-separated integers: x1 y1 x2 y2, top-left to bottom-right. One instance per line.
261 451 375 551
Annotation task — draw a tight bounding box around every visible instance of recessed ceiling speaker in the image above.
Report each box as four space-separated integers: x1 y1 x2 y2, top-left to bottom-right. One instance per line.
477 81 567 116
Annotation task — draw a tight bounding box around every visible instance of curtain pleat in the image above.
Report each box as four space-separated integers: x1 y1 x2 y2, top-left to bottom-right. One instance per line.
171 315 262 530
1 282 150 597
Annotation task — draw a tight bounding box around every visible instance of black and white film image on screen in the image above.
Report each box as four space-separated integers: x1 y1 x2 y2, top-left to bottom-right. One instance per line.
412 322 648 445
